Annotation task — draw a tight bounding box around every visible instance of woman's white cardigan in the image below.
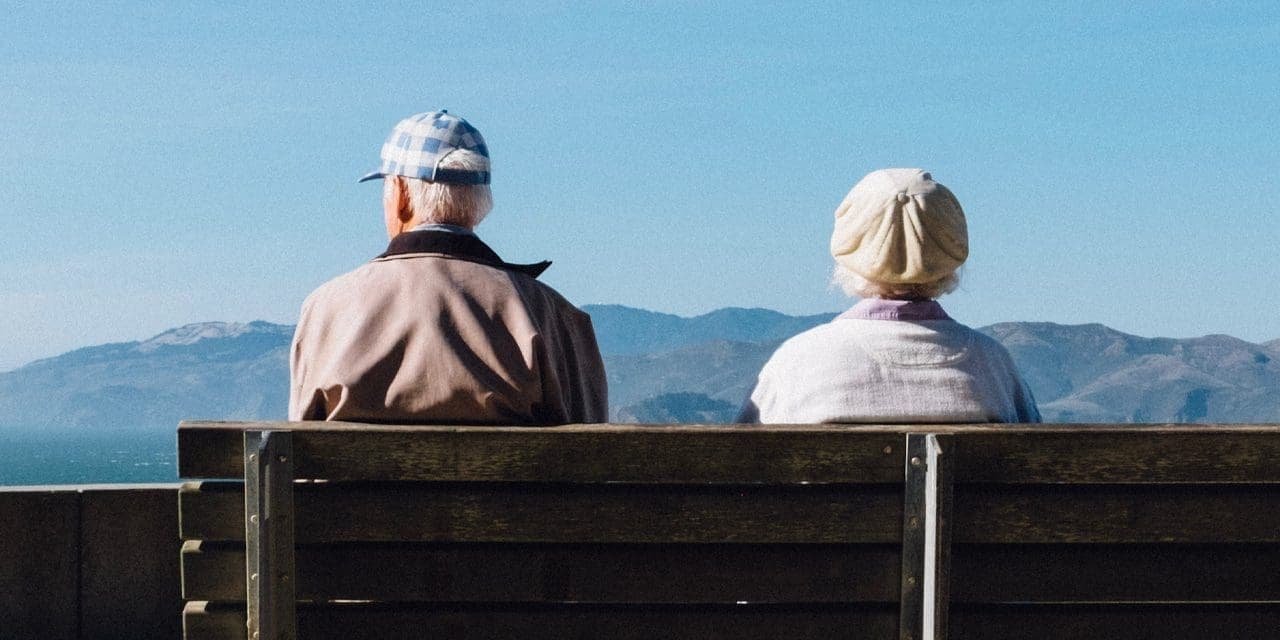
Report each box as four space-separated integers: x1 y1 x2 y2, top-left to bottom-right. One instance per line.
739 300 1040 424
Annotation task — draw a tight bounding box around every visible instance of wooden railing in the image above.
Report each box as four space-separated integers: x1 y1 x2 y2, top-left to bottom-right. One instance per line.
0 484 182 640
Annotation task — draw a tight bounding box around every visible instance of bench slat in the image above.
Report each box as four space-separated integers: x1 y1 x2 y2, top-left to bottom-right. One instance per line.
180 481 903 544
182 541 901 603
952 544 1280 602
955 485 1280 543
183 602 899 640
954 432 1280 483
950 603 1280 640
182 602 243 640
179 422 903 483
181 422 1280 484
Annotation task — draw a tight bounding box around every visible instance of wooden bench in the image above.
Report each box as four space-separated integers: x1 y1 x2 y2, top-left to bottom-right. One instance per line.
177 421 1280 640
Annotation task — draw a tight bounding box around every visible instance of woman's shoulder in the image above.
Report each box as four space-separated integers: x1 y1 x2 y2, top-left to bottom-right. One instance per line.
946 321 1016 358
763 319 875 369
774 319 858 349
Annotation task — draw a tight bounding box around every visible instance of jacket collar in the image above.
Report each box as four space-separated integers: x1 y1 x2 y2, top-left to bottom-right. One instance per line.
840 298 952 321
376 230 552 278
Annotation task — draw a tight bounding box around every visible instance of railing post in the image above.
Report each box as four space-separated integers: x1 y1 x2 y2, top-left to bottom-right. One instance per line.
244 430 296 640
900 433 953 640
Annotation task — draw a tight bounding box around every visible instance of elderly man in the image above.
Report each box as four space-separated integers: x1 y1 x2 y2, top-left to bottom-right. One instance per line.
289 111 607 424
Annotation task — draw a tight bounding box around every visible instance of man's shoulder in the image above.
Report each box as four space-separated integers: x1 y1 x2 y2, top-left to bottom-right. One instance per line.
298 259 427 324
504 270 593 324
301 256 589 321
308 253 490 294
301 260 383 305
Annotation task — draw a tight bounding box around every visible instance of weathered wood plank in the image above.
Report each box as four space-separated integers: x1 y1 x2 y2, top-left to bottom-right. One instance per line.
180 421 1280 482
80 488 182 640
183 541 901 603
179 422 903 483
183 602 899 640
180 482 235 543
183 541 239 601
181 481 903 543
183 601 244 640
952 543 1280 602
955 485 1280 543
950 603 1280 640
954 432 1280 483
0 489 79 640
178 420 1280 434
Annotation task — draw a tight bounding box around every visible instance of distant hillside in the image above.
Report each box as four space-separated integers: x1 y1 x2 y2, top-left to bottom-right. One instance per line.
615 392 738 424
583 304 835 356
0 322 292 433
1 307 1277 431
982 323 1280 423
606 339 779 418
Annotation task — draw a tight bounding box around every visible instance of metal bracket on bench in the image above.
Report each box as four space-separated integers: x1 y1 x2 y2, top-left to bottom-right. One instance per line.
245 430 297 640
900 434 954 640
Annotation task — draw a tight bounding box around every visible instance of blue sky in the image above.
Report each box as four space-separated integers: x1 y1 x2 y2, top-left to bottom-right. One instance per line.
2 2 1278 371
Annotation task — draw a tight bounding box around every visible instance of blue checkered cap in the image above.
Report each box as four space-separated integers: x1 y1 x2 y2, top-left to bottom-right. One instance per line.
358 111 491 185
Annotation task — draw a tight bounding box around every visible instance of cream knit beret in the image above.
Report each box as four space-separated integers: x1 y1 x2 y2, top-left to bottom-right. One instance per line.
830 168 968 285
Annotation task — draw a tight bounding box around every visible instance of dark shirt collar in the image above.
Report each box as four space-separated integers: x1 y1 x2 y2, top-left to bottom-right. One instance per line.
376 230 552 278
408 222 475 236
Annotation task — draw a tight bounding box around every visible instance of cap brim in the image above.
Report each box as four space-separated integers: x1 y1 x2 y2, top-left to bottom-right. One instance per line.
357 171 385 183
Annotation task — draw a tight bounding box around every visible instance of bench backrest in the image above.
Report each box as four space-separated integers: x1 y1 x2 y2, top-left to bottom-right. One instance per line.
177 422 1280 640
178 422 915 640
944 425 1280 639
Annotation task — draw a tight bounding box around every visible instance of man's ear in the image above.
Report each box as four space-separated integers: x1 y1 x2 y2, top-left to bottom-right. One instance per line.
390 177 414 224
381 176 412 224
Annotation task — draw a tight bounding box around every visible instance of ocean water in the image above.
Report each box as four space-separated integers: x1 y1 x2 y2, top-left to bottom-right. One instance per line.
0 429 177 486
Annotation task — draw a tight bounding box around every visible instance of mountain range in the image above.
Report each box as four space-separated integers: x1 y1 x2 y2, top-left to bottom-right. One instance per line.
2 305 1277 433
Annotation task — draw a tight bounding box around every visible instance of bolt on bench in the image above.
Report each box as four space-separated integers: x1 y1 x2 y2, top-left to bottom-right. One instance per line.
177 421 1280 640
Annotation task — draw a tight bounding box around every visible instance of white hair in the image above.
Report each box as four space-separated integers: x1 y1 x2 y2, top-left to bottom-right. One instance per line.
831 264 961 300
387 149 493 228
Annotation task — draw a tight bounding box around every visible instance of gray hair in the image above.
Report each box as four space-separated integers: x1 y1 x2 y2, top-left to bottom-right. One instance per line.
388 149 493 228
831 265 960 300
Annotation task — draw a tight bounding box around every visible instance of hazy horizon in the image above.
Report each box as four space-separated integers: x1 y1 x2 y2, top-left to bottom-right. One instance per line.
4 301 1277 376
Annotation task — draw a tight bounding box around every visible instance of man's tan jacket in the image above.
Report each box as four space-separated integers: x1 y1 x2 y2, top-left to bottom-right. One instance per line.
289 231 608 424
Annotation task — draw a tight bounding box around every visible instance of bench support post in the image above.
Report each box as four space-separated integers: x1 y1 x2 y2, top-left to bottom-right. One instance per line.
900 433 953 640
244 430 296 640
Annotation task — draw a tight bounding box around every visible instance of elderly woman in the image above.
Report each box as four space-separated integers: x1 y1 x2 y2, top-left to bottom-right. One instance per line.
739 168 1040 424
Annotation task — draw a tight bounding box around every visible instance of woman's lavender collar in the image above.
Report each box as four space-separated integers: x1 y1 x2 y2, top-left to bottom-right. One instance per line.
839 298 952 321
